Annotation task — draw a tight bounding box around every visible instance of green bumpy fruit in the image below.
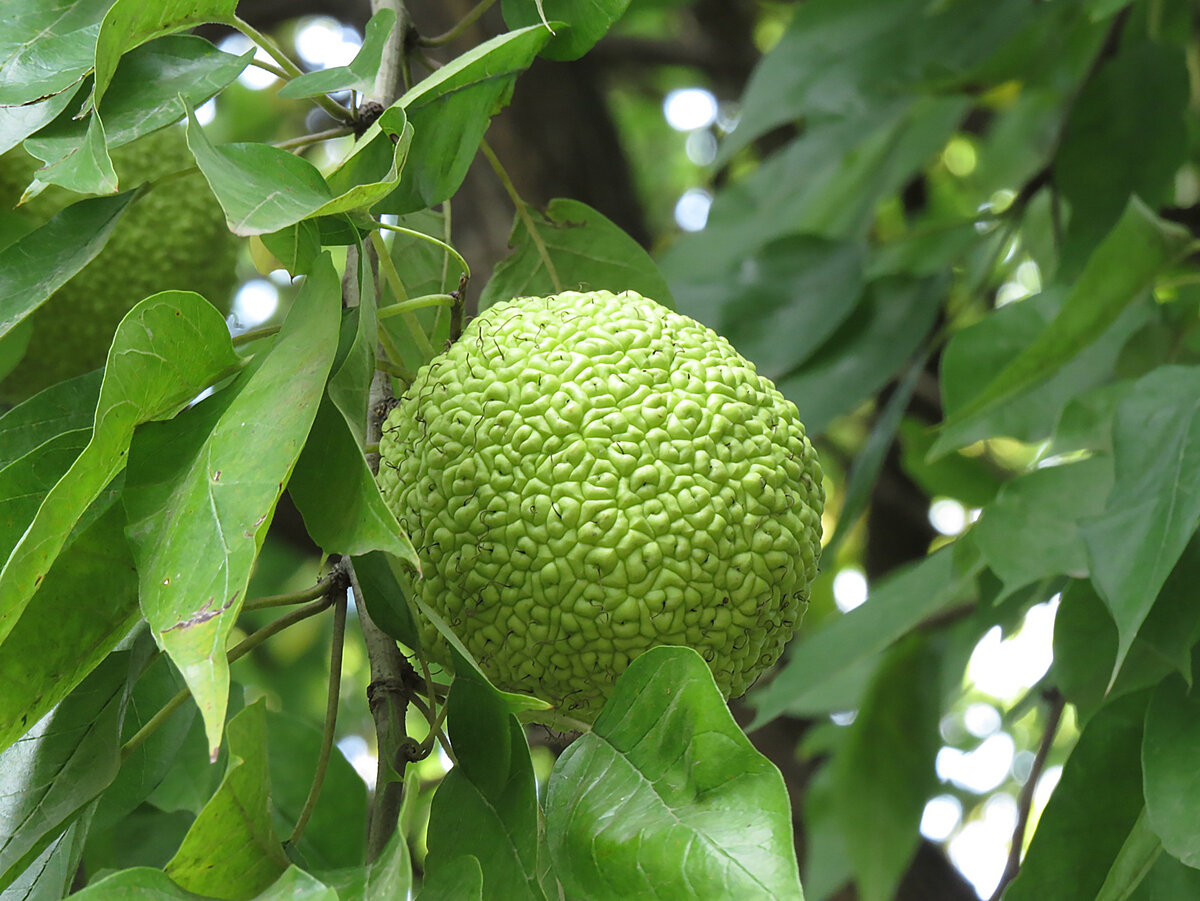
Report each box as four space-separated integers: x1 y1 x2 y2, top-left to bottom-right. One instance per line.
378 290 824 722
0 126 239 402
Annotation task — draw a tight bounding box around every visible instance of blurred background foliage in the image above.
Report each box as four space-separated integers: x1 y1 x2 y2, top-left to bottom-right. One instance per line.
75 1 1200 899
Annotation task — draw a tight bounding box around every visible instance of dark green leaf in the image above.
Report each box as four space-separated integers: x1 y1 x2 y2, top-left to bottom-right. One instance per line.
1081 366 1200 683
0 650 140 891
164 701 289 899
327 251 378 439
124 256 340 755
937 200 1192 441
351 551 423 651
1094 809 1163 901
0 84 81 156
897 419 1004 509
501 0 628 60
277 8 396 99
380 27 551 214
668 234 864 380
1056 41 1189 266
1004 691 1149 901
0 371 100 471
832 636 941 901
0 429 90 565
774 274 943 436
25 36 252 171
546 646 804 900
751 541 982 729
0 292 241 650
0 6 102 107
266 711 367 870
416 855 483 901
479 198 674 310
424 659 544 901
1126 850 1200 901
974 456 1112 595
0 193 134 341
0 501 138 753
1143 654 1200 868
289 398 418 562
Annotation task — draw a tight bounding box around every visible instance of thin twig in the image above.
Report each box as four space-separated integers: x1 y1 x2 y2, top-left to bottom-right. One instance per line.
289 585 348 845
416 0 498 46
480 140 561 292
989 690 1067 901
273 126 355 152
242 574 337 611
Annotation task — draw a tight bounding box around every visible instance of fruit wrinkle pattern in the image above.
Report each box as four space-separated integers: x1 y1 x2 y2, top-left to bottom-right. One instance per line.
378 290 825 722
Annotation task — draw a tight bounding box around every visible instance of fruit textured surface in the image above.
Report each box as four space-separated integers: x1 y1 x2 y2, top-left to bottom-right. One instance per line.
0 126 239 402
378 290 825 721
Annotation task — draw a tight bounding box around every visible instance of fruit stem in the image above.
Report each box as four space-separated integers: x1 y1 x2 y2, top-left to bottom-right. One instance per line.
378 293 458 319
288 586 348 847
416 0 499 47
373 221 471 280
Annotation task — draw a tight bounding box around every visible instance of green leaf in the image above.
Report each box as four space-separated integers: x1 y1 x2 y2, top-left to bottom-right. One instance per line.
3 813 95 901
92 0 239 106
32 112 119 195
416 855 483 901
751 541 982 729
667 235 864 381
897 418 1004 509
165 701 289 900
124 256 341 756
1004 691 1149 901
254 868 339 901
423 659 545 901
1081 366 1200 684
932 287 1153 458
326 237 378 439
25 36 252 171
0 192 135 341
0 649 142 892
185 104 410 236
937 200 1192 439
1056 41 1189 265
0 429 91 566
479 198 674 310
0 501 139 753
350 550 423 651
266 711 367 870
67 867 219 900
545 646 803 900
1126 851 1200 901
1142 654 1200 868
501 0 629 60
1094 809 1163 901
974 456 1112 595
0 370 101 471
380 26 551 214
832 636 941 901
276 8 396 99
774 274 943 436
0 5 103 107
0 292 241 649
0 83 81 156
289 397 418 562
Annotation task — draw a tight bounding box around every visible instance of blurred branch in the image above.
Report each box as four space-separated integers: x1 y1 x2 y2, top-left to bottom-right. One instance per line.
989 689 1066 901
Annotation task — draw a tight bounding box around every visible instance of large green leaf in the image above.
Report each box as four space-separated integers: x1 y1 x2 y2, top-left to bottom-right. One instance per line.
0 292 241 649
185 104 410 236
937 200 1192 441
832 636 941 901
0 1 106 106
276 8 396 99
1056 41 1189 267
289 397 418 562
1004 691 1149 901
1142 654 1200 868
0 371 100 471
974 456 1112 595
546 647 804 900
1081 366 1200 684
667 234 864 380
479 198 674 310
750 541 982 728
0 193 134 341
25 36 252 171
423 658 545 901
124 255 340 756
774 274 943 436
380 26 551 214
68 867 225 900
0 83 81 156
0 501 138 753
165 701 289 900
0 648 145 892
501 0 628 60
